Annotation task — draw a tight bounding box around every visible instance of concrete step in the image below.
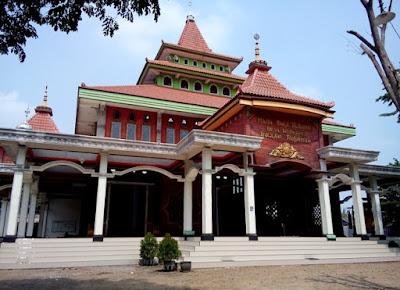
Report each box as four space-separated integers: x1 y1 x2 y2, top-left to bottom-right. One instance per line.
179 243 386 252
188 256 400 269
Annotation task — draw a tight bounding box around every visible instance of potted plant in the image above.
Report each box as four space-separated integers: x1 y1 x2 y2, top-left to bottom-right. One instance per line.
139 232 159 266
157 233 181 271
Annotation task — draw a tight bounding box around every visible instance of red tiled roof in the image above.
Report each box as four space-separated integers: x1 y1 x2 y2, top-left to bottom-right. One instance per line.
178 19 212 53
147 60 246 81
84 84 230 109
322 119 355 128
161 41 243 63
239 68 335 109
28 106 60 133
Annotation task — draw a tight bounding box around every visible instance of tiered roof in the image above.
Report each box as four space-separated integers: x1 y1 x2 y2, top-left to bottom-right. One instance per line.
28 89 60 133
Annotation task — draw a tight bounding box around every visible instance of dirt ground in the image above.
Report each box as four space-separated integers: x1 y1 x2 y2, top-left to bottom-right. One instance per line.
0 262 399 289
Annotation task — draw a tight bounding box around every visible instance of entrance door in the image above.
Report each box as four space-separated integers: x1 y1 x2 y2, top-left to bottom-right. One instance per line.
107 184 146 237
214 176 246 236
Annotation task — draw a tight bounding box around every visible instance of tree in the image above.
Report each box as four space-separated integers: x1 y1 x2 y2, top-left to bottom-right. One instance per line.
347 0 400 117
0 0 161 62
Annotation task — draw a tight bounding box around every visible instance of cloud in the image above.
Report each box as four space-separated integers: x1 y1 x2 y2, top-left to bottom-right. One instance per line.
0 91 30 129
112 0 187 56
290 85 328 100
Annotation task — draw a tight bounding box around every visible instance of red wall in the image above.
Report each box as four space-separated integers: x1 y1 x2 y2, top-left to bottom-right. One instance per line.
0 146 13 164
105 106 199 143
216 107 324 170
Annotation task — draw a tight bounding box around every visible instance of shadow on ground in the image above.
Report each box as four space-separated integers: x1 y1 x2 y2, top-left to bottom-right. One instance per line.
0 277 194 289
309 275 399 289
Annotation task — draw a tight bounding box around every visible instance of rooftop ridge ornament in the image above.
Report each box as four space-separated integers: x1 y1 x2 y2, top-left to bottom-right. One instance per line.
42 85 48 107
246 34 271 73
186 2 194 21
17 106 32 130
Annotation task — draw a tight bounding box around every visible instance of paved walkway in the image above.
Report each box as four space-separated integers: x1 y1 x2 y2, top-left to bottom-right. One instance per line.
0 262 399 289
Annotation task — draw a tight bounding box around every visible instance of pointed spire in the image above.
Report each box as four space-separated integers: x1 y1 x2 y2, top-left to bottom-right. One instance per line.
42 85 48 107
178 13 211 52
246 34 271 74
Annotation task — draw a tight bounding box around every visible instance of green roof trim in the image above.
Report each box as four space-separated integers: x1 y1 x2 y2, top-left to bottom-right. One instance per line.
322 124 356 136
157 43 242 63
138 63 244 85
79 88 218 116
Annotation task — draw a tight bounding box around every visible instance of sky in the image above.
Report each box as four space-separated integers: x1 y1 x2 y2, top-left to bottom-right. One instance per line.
0 0 399 166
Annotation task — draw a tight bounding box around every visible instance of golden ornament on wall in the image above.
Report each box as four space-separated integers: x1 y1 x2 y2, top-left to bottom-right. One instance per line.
269 142 304 160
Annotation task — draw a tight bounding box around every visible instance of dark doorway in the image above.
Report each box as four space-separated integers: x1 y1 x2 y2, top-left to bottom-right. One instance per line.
107 184 147 237
214 175 246 236
255 176 321 237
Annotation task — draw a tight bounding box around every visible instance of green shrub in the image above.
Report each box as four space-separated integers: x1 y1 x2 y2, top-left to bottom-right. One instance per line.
140 232 159 259
157 233 181 263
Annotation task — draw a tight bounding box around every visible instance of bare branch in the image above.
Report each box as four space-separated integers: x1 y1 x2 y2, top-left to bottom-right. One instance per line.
360 44 400 111
388 0 393 11
360 0 369 8
378 0 384 13
347 30 377 52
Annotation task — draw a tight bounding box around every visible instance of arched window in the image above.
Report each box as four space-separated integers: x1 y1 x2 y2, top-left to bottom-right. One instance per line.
181 119 187 127
114 110 120 119
168 117 174 126
219 66 224 72
163 76 172 87
174 55 179 63
210 84 218 95
180 79 189 90
222 87 231 96
211 64 216 70
194 81 202 92
144 114 150 123
193 60 198 67
184 59 189 65
202 62 207 69
129 112 135 121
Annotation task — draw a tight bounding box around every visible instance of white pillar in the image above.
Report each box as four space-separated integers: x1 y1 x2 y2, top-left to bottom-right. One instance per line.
96 103 106 137
41 203 49 237
17 180 31 237
369 176 384 236
316 159 334 236
4 146 27 242
349 164 367 236
183 160 193 234
243 167 257 240
201 147 213 240
37 193 47 237
156 111 162 143
26 178 39 237
93 153 108 241
26 191 37 237
0 199 9 237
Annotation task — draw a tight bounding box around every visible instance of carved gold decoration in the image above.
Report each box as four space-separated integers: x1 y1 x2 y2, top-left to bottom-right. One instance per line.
269 142 304 160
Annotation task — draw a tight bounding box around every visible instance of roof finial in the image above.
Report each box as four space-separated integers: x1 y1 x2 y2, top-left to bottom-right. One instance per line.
42 85 48 107
254 34 261 62
17 106 32 130
186 2 194 21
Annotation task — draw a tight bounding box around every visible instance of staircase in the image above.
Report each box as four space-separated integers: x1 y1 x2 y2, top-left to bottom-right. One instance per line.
0 237 141 269
179 237 400 269
1 236 399 270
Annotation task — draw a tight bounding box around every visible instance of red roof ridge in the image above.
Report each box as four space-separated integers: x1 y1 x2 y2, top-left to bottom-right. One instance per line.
147 59 246 81
240 69 335 109
178 18 211 53
322 119 355 128
162 42 243 62
83 84 231 109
